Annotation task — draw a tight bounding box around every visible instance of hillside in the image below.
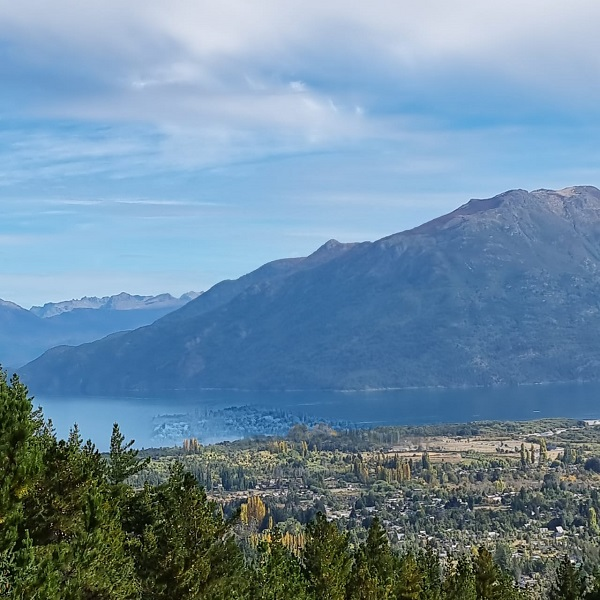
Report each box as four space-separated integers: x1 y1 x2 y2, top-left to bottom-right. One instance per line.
0 292 199 368
21 186 600 394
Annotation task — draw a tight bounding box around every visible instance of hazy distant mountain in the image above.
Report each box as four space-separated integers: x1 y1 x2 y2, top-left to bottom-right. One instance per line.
0 300 51 369
31 292 201 318
0 292 200 369
21 186 600 394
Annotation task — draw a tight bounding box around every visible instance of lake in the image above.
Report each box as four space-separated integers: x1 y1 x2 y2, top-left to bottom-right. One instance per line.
35 382 600 451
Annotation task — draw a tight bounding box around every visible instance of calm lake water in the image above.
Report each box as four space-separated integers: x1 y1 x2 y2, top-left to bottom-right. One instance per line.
35 382 600 451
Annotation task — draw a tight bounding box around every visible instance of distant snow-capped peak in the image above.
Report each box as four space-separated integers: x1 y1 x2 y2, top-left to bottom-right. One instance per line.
30 291 201 318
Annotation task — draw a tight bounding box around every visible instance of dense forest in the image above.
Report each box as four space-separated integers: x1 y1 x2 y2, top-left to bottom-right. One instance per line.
1 369 599 599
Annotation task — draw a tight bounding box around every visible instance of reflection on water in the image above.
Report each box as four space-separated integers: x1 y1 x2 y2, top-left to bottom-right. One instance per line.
35 381 600 451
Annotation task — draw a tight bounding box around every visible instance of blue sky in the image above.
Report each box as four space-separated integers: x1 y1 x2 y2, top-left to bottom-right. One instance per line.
3 1 600 307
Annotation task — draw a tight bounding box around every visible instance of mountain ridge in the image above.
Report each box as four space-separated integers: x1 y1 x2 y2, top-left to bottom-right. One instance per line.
31 291 200 318
21 186 600 395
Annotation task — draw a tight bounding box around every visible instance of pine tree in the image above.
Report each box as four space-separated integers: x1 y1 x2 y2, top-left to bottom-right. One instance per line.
348 551 381 600
249 534 311 600
472 546 523 599
18 487 140 599
14 418 140 598
0 371 41 552
123 462 245 600
474 547 498 599
549 556 585 600
0 370 43 596
302 512 352 600
418 546 442 600
444 555 476 600
348 517 396 599
394 553 422 600
108 422 149 485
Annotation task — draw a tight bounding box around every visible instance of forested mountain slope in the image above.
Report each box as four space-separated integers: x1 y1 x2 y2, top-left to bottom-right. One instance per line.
21 186 600 394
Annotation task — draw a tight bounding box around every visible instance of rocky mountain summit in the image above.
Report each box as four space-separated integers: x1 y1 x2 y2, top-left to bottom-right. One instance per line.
21 186 600 394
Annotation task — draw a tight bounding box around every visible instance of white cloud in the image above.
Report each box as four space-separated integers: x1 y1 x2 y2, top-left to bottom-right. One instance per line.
3 0 600 174
4 2 600 86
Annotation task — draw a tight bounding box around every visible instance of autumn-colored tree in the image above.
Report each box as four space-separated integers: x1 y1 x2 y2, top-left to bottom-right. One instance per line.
182 438 201 453
241 495 267 528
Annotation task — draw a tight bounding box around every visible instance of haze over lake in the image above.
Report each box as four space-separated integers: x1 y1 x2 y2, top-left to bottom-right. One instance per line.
36 382 600 451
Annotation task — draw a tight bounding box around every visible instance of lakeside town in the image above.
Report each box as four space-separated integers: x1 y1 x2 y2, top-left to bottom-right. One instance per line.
132 417 600 598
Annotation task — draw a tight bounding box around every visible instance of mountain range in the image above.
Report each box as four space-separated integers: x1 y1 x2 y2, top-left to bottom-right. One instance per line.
30 291 200 318
20 186 600 395
0 292 200 369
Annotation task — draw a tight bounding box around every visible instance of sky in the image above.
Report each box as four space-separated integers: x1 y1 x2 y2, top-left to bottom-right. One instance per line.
3 1 600 307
